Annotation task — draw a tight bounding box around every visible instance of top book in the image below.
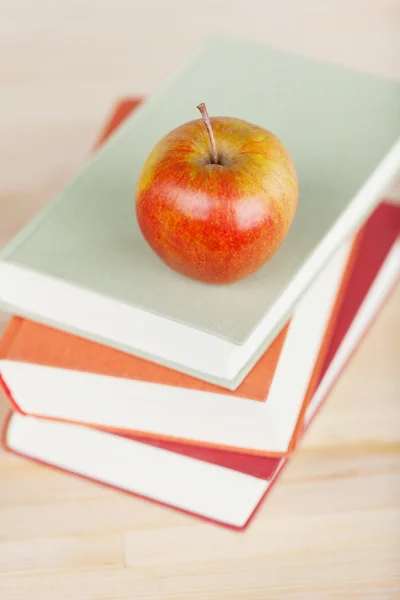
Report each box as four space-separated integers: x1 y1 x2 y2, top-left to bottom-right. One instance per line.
0 36 399 389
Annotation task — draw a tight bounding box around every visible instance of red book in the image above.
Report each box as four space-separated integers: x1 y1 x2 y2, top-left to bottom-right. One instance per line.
2 101 399 528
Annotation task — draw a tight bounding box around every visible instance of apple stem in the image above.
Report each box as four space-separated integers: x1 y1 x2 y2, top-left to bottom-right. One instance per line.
197 103 219 165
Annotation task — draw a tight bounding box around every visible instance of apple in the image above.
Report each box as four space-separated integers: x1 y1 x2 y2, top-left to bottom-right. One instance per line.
136 103 298 284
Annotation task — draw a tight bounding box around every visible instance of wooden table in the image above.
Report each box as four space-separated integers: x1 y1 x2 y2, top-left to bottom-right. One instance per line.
0 2 399 598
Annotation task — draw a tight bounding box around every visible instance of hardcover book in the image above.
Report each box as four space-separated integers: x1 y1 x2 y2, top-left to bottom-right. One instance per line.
0 37 399 389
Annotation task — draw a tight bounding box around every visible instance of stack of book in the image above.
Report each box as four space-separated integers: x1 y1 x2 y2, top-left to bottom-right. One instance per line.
1 37 399 529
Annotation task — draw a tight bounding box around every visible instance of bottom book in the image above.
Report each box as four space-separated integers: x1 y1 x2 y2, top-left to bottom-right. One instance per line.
3 215 399 529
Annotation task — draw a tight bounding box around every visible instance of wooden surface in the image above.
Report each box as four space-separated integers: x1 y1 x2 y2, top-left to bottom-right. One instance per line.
0 1 399 598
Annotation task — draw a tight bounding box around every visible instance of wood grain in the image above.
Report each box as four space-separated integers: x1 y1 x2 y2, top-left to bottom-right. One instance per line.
0 1 399 598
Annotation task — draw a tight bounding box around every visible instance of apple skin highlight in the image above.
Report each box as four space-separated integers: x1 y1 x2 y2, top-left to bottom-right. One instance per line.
136 115 298 284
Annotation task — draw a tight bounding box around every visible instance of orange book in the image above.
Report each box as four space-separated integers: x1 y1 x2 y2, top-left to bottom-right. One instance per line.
1 101 399 528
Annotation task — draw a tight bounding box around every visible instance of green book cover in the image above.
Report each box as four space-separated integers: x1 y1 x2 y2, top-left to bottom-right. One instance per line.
0 36 399 387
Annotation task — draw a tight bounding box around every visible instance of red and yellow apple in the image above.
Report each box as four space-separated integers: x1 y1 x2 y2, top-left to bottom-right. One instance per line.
136 104 298 284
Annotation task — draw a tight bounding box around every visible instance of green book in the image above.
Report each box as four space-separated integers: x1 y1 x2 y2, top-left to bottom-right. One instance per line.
1 36 399 389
